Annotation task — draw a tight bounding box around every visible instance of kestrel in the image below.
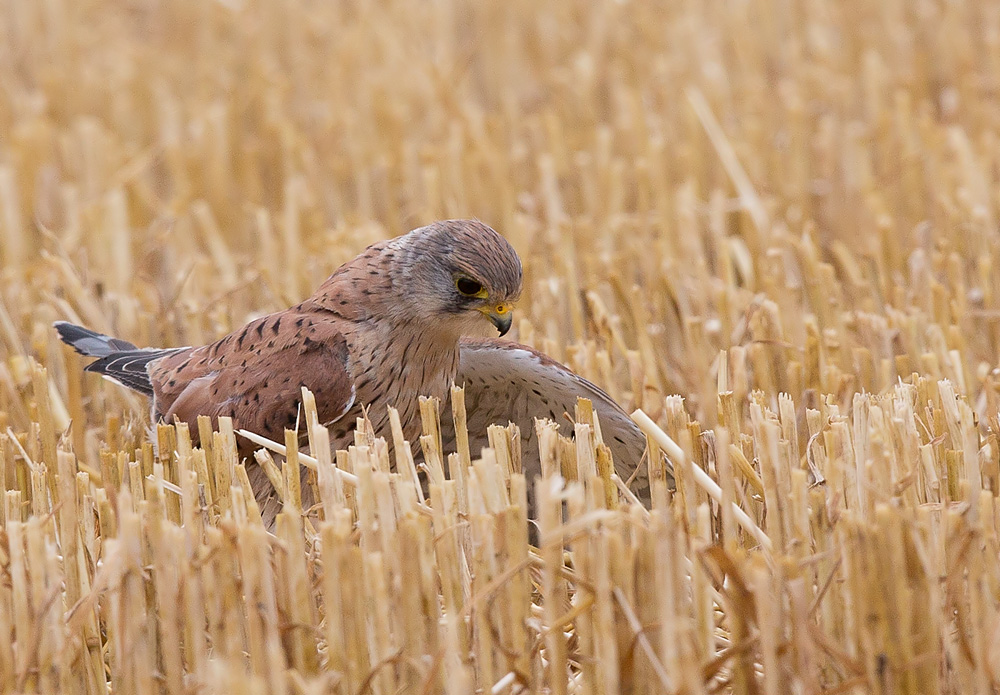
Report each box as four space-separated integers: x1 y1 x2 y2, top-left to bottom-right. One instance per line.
56 219 652 514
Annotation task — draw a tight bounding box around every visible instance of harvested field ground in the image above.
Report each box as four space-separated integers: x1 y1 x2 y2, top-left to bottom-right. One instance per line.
2 0 1000 693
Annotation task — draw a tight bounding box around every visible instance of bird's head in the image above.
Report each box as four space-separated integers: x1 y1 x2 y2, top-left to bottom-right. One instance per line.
390 220 523 338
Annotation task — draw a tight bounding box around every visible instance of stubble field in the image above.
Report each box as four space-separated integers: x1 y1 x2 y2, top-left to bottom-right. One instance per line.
1 1 999 693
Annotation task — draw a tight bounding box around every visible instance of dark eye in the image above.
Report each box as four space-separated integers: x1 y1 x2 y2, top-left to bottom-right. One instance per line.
456 277 484 296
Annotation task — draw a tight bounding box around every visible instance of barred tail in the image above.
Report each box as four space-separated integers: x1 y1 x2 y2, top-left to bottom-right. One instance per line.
54 321 176 397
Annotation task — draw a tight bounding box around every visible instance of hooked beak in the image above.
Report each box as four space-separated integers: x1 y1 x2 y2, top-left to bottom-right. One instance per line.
481 303 514 336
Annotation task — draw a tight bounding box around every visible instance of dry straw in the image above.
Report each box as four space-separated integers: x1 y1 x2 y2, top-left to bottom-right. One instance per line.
3 0 1000 692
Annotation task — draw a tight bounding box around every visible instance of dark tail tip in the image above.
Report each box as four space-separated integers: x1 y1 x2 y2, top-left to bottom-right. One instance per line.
53 321 139 357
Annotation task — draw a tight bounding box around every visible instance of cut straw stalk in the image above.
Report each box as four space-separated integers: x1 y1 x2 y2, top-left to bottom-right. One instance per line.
632 408 773 550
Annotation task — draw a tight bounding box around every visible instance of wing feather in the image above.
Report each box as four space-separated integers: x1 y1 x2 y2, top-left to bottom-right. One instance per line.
447 338 663 504
150 312 356 452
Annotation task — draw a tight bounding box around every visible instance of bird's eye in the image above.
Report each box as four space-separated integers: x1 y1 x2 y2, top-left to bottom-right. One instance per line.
456 277 484 297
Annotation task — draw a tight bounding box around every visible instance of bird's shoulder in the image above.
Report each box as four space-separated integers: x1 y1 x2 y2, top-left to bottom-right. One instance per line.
301 239 395 318
150 309 356 441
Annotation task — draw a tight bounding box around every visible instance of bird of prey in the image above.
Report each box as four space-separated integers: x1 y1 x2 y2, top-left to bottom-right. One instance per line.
56 219 652 515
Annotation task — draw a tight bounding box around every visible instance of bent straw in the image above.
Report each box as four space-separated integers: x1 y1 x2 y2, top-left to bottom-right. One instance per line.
236 429 359 486
632 409 773 551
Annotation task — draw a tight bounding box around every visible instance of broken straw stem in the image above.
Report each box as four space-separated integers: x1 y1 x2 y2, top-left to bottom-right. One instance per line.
631 409 773 551
237 429 360 485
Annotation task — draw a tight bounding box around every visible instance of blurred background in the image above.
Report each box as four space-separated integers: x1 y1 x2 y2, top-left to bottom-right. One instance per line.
1 0 998 444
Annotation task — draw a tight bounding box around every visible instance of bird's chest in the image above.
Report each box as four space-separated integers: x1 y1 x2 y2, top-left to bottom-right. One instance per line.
333 331 460 447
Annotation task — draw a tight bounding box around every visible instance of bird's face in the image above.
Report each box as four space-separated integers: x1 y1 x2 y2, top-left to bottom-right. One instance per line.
449 270 518 336
393 220 523 338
